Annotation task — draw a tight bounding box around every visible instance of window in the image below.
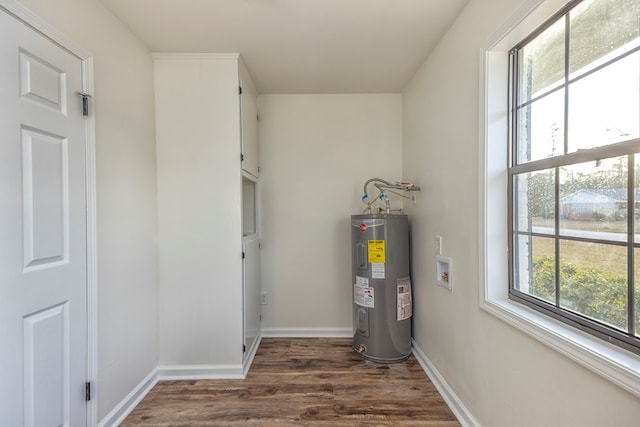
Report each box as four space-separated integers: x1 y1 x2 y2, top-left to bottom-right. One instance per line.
509 0 640 353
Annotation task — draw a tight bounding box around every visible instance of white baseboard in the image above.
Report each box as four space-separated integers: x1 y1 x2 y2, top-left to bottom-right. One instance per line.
243 333 262 377
411 339 481 427
157 334 264 380
98 369 158 427
261 327 352 338
157 364 245 380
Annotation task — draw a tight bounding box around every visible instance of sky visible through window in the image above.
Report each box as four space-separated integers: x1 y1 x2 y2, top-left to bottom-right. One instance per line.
527 45 639 161
520 0 639 164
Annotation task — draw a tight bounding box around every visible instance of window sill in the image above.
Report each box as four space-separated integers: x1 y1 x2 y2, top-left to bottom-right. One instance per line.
480 296 640 398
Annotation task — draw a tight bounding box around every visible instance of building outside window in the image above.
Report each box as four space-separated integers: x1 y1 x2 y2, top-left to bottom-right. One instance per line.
508 0 640 353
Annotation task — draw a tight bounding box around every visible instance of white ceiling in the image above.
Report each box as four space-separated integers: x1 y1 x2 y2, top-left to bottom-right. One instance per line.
99 0 470 94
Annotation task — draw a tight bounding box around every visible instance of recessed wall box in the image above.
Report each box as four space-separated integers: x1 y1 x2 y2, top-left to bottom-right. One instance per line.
436 256 452 290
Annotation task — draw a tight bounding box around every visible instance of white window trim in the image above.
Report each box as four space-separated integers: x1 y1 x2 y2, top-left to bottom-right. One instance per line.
478 0 640 398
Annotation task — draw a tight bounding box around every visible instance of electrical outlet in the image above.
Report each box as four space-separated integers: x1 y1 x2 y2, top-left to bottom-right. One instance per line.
435 236 442 255
260 291 268 305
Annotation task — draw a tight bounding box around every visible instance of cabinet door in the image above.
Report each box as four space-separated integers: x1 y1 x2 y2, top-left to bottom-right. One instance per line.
242 234 261 359
239 63 259 178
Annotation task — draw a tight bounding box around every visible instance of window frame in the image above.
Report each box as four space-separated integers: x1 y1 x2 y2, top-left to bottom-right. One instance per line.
507 0 640 354
479 0 640 398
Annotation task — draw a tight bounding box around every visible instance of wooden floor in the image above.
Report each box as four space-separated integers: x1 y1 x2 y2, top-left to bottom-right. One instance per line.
122 338 460 426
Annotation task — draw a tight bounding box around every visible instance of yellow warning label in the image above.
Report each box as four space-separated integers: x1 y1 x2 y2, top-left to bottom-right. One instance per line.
368 240 385 263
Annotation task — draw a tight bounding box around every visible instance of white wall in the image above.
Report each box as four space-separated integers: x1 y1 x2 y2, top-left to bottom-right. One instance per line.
402 0 640 426
15 0 158 421
258 94 403 332
154 57 244 367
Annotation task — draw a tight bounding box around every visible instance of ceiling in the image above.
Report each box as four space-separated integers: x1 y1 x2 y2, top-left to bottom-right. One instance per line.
99 0 470 94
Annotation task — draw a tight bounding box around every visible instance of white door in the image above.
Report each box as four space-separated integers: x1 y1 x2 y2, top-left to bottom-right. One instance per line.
0 8 88 427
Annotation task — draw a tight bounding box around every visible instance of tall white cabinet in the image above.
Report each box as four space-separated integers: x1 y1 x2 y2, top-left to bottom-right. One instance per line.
154 53 261 376
239 57 261 363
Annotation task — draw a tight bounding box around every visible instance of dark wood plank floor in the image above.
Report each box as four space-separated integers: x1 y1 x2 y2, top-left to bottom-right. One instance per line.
122 338 460 426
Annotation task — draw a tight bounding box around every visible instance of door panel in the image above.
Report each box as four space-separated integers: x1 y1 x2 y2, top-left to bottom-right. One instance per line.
23 302 70 427
22 127 68 270
19 49 67 113
243 234 261 358
239 61 258 178
0 8 87 427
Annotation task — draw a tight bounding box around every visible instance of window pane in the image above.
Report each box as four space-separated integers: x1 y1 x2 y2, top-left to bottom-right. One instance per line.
569 0 640 77
519 18 565 103
635 153 640 242
559 157 628 241
559 240 628 331
509 0 640 352
568 52 640 152
514 170 556 233
635 248 640 337
636 155 640 336
517 89 565 163
514 234 556 304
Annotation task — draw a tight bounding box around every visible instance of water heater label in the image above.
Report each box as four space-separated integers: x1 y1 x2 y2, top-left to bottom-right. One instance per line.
371 262 385 279
397 277 412 321
368 240 385 263
354 276 374 308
